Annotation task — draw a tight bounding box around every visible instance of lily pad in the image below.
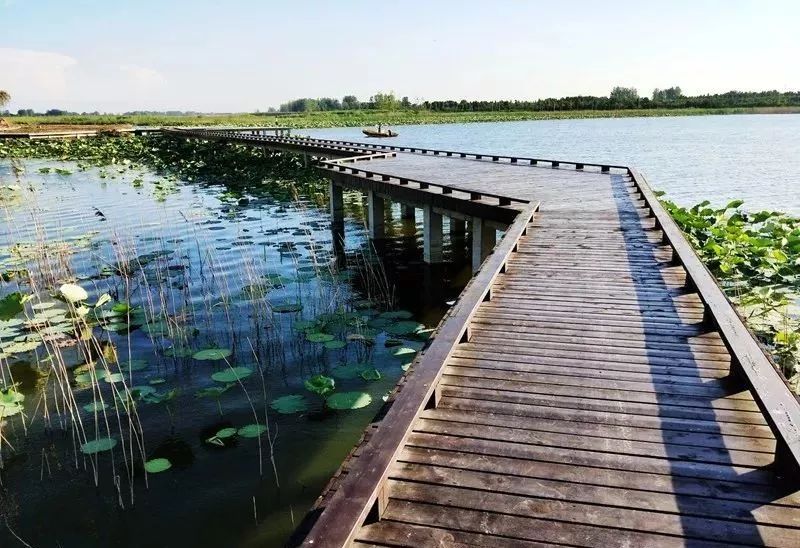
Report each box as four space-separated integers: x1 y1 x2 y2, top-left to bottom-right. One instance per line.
306 332 334 343
385 321 424 336
144 458 172 473
237 423 268 438
59 283 89 303
81 437 118 454
216 427 237 439
0 292 25 320
193 348 232 361
392 347 418 360
326 391 372 410
324 340 347 350
304 374 335 396
360 368 382 381
331 363 367 380
211 366 253 383
270 394 309 414
83 401 109 413
104 373 126 383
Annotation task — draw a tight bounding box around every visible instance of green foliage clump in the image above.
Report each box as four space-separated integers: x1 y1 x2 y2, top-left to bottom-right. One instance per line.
663 197 800 389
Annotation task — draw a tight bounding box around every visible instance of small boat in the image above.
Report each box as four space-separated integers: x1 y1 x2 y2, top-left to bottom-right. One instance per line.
362 126 398 138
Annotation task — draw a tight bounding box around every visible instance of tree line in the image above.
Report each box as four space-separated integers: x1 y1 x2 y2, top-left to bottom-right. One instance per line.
4 87 800 117
276 88 800 113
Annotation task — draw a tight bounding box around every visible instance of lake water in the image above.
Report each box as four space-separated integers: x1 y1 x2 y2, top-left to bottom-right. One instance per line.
0 155 469 547
307 113 800 214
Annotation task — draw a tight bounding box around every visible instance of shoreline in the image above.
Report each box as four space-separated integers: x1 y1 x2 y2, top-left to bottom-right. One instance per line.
1 106 798 133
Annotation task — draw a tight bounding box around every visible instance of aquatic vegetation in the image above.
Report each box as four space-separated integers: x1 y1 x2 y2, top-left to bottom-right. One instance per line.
144 458 172 473
326 391 372 410
237 423 267 438
193 348 232 361
80 437 118 454
0 385 24 417
269 394 309 414
211 366 253 383
662 197 800 389
304 374 335 397
0 133 446 545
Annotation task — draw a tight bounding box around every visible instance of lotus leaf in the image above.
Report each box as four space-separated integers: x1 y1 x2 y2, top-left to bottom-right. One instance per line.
144 458 172 473
270 394 309 414
193 348 232 361
326 391 372 410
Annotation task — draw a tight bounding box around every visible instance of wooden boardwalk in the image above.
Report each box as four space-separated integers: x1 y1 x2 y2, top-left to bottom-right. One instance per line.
168 130 800 547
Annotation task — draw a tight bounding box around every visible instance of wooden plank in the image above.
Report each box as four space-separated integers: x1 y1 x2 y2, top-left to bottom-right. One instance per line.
356 520 551 548
439 385 766 426
422 405 774 452
380 499 730 548
407 431 779 486
386 478 798 545
399 445 799 507
414 417 772 468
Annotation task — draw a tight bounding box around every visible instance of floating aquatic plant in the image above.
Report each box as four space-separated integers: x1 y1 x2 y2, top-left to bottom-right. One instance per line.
270 394 309 414
326 391 372 410
211 366 253 383
80 437 118 454
193 348 232 361
304 374 335 397
144 458 172 473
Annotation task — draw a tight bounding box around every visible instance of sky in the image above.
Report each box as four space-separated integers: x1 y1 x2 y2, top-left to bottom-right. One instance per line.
1 0 799 113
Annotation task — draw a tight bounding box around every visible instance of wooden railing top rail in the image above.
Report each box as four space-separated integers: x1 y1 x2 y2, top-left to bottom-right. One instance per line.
300 202 540 547
630 167 800 476
270 134 629 173
191 129 628 173
318 159 528 208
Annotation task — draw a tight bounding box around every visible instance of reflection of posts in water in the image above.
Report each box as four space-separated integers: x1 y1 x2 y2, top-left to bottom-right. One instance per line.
401 204 415 220
329 180 345 265
450 217 466 260
423 204 443 264
367 190 385 239
471 216 496 272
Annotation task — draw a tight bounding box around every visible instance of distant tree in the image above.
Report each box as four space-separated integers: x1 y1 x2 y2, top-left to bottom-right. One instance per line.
652 86 683 103
370 92 398 110
317 97 342 110
401 96 411 108
17 108 35 116
608 86 639 107
341 95 359 109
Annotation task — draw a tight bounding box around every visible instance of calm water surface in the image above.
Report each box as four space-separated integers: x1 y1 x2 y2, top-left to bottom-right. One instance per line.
307 114 800 214
0 160 469 547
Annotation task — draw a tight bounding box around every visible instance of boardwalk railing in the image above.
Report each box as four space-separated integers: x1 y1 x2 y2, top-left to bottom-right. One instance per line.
300 202 540 547
630 167 800 476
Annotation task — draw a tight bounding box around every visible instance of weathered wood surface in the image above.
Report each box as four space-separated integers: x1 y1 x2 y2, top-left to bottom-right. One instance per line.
165 130 800 547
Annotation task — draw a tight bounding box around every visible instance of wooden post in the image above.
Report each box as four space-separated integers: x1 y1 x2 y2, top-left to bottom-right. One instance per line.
472 217 496 272
367 190 385 240
330 181 344 227
401 204 415 219
423 205 443 263
450 218 466 238
330 181 345 265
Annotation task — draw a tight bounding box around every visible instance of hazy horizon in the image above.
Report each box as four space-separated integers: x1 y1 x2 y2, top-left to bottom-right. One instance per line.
2 0 799 113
